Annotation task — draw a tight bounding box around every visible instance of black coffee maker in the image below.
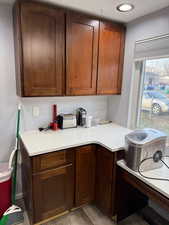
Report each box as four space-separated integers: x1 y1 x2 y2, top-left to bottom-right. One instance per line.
76 108 87 126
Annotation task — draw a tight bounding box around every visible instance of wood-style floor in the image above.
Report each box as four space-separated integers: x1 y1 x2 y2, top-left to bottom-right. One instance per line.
19 204 149 225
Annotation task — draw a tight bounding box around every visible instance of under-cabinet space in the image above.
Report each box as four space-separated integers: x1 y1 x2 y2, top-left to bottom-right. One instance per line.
116 166 148 222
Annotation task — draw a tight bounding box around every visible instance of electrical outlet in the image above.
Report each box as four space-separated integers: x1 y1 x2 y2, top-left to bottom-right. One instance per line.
32 106 40 117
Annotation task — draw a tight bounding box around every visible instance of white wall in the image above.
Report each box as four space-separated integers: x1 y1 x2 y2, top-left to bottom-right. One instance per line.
0 4 18 162
108 6 169 128
21 96 108 131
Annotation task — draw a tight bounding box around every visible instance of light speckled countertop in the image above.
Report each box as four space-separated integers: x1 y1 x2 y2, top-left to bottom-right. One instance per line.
20 123 131 156
117 159 169 199
21 123 169 200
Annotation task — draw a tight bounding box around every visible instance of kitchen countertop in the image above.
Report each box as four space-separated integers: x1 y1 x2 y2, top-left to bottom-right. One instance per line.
20 123 131 156
117 159 169 199
21 123 169 201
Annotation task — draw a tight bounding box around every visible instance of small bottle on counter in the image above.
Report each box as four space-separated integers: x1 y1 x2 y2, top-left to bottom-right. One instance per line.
85 116 93 128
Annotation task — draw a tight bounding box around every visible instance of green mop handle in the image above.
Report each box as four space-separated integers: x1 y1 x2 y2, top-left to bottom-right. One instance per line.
12 105 21 205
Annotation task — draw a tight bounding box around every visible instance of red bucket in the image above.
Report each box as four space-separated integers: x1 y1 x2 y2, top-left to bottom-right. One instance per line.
0 163 12 218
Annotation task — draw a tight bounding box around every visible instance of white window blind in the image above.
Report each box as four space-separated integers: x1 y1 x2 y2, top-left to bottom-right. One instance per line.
134 34 169 60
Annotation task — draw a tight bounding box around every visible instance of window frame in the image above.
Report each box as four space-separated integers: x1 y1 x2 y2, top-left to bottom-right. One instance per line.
130 55 169 133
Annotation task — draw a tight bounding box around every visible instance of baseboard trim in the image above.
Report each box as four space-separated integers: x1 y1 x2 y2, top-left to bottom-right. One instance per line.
34 210 69 225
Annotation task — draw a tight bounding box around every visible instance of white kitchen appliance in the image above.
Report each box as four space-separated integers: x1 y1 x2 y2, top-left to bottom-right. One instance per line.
125 128 167 172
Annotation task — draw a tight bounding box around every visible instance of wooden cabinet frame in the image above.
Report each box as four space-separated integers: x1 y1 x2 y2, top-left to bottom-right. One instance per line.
97 22 125 95
21 142 118 224
14 2 65 97
66 13 99 96
33 164 74 222
22 141 143 225
20 141 74 225
75 145 96 206
13 1 125 97
21 138 169 225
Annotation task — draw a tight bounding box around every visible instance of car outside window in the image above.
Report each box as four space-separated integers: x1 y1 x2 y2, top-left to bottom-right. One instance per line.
137 57 169 135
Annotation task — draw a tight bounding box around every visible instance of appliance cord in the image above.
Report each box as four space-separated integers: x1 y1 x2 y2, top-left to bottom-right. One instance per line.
138 156 169 182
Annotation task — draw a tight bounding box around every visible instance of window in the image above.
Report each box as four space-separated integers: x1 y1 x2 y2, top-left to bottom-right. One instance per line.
137 57 169 135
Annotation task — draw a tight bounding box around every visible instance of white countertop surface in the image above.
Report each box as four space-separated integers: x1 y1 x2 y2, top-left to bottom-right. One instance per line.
21 123 169 200
117 159 169 199
20 123 131 156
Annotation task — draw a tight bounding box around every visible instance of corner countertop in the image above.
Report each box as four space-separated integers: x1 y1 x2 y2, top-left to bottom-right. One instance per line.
117 159 169 199
20 123 131 156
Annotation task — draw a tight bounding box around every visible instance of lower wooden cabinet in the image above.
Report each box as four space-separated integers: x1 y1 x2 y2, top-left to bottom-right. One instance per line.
21 142 118 225
75 145 96 206
33 164 74 222
21 142 75 225
95 146 114 215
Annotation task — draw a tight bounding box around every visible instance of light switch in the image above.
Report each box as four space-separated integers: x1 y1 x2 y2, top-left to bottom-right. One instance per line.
32 106 39 117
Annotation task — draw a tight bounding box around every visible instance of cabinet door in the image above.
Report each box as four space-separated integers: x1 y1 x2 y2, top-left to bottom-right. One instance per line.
95 146 114 214
33 164 74 223
20 2 65 96
75 145 96 206
97 22 125 95
66 13 99 95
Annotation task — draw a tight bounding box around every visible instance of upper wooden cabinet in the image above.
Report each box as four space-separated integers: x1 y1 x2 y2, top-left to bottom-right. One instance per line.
14 2 125 97
14 2 65 96
66 13 99 95
97 22 125 95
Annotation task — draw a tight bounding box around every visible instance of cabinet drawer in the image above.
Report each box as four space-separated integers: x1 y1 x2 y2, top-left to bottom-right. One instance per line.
32 149 74 173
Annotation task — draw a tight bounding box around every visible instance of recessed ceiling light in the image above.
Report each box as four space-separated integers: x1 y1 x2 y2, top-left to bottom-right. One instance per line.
116 3 134 12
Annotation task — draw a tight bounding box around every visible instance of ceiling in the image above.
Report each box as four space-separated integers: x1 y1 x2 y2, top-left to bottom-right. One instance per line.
1 0 169 23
